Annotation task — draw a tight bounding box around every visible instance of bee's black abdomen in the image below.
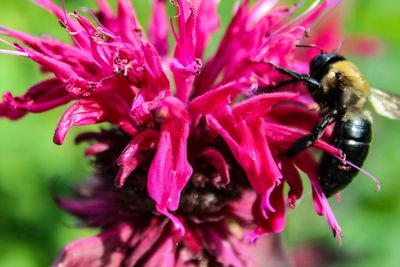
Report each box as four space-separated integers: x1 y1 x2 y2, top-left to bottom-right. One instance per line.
318 113 372 197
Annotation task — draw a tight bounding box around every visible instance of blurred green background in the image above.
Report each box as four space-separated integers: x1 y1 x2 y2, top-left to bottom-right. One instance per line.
0 0 399 266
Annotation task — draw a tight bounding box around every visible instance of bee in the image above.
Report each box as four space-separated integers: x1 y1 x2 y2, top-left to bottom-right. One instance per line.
270 48 400 197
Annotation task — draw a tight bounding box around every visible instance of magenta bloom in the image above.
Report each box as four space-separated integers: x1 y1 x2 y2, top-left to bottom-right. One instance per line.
0 0 365 265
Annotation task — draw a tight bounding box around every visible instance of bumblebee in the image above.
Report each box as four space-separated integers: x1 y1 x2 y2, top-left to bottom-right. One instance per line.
271 51 400 197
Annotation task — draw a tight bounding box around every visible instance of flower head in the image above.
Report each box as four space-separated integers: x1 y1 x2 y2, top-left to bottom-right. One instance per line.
0 0 364 265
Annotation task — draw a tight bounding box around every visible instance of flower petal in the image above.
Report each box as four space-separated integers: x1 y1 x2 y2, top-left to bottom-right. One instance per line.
33 0 90 49
238 118 282 193
135 234 176 267
1 78 71 114
232 92 299 119
250 183 286 240
85 143 111 157
205 110 240 155
0 103 25 120
281 161 303 208
52 223 134 267
201 223 251 267
116 0 142 45
54 100 105 145
149 0 169 56
294 153 342 240
200 148 230 185
116 129 159 187
194 0 221 58
264 122 340 157
171 0 200 102
124 219 170 266
189 81 242 114
148 98 193 215
299 0 342 29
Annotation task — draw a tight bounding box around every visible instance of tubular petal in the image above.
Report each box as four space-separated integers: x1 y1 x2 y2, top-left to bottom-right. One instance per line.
148 102 193 213
52 223 134 267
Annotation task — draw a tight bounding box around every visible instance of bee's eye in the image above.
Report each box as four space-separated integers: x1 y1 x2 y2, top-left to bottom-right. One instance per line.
335 71 344 79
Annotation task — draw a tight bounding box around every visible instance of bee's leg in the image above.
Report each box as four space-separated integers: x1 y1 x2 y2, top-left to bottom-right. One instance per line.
284 109 339 157
258 79 301 94
270 63 322 89
272 78 301 89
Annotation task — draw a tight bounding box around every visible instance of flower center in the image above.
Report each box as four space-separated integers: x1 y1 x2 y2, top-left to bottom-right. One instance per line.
90 130 250 222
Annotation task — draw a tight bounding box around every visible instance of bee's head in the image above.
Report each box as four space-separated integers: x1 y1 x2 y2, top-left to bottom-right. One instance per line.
310 53 346 80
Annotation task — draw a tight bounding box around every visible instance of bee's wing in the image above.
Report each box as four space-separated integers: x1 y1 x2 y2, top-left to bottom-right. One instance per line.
370 88 400 120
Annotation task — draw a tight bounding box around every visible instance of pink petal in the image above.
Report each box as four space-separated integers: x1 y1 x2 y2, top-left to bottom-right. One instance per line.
52 223 134 267
14 45 90 87
85 143 110 157
55 194 123 227
246 0 279 29
149 0 169 56
193 1 251 96
142 43 171 96
205 104 284 194
116 129 160 187
189 81 242 114
281 161 303 208
232 92 299 119
147 98 192 223
250 183 286 240
304 6 344 61
33 0 90 50
0 26 87 59
156 207 186 236
228 190 257 222
268 103 321 134
194 0 221 58
200 148 230 185
137 234 176 267
237 118 282 193
71 12 113 69
116 0 143 45
1 78 71 113
124 218 170 266
180 226 203 257
171 0 200 103
54 100 105 145
194 1 293 96
201 223 250 267
264 122 340 157
299 0 342 29
205 110 240 156
294 153 342 240
1 25 106 77
96 0 114 20
0 103 25 120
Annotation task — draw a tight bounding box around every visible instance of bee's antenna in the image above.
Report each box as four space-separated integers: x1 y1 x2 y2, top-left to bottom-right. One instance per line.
296 44 325 55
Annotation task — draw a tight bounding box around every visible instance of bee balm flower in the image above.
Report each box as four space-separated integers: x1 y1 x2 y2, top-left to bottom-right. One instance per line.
0 0 353 265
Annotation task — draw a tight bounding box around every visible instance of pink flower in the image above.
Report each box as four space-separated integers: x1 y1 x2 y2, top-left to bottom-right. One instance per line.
0 0 366 265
